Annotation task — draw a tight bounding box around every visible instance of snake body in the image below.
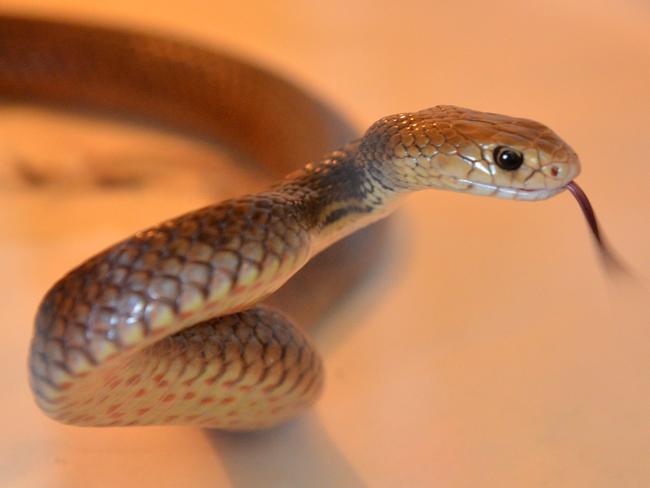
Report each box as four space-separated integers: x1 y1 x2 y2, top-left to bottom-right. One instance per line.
2 15 580 429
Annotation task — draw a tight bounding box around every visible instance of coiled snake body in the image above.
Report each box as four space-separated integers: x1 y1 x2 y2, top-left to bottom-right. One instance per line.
2 16 583 429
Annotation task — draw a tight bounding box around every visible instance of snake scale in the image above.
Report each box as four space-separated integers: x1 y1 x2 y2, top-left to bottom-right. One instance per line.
2 15 595 430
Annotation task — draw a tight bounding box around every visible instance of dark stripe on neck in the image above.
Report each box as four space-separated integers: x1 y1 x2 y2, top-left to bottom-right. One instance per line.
322 205 373 226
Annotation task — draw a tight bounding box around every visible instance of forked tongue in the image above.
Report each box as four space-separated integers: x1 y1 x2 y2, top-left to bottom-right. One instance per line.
565 181 629 276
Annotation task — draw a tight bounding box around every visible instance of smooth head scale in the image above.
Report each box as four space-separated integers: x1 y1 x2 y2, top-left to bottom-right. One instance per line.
359 105 581 200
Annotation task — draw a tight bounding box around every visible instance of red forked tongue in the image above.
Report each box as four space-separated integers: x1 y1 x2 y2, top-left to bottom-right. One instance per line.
565 181 628 275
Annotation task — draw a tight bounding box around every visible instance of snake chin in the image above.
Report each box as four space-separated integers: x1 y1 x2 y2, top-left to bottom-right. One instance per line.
453 178 564 201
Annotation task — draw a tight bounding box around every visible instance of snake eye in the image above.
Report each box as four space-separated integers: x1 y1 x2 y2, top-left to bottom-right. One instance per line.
493 146 524 171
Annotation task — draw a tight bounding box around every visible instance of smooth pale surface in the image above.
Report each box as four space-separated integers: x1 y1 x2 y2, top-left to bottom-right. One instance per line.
1 1 649 487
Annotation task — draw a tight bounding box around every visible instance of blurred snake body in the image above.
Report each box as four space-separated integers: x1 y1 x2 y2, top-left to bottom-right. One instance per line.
1 15 582 429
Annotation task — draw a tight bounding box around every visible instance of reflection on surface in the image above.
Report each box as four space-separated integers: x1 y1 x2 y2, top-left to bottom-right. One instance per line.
0 105 270 243
207 415 366 488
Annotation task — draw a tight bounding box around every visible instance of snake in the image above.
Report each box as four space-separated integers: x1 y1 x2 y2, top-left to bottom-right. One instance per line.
2 14 609 430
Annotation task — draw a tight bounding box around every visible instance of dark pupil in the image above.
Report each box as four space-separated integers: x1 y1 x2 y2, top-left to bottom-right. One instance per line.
494 146 523 170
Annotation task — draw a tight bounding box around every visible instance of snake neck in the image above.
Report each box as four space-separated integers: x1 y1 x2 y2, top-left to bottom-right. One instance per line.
278 141 401 255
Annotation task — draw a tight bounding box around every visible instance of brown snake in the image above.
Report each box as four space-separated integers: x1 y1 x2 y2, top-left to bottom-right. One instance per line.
1 15 610 430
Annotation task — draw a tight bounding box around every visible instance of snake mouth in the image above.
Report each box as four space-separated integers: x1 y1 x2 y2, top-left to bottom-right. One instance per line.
455 178 563 201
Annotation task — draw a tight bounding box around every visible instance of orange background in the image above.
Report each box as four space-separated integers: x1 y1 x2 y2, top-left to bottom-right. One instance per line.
1 1 649 487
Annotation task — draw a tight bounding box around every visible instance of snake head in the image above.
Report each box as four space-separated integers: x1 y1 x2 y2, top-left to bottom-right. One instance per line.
360 105 580 201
